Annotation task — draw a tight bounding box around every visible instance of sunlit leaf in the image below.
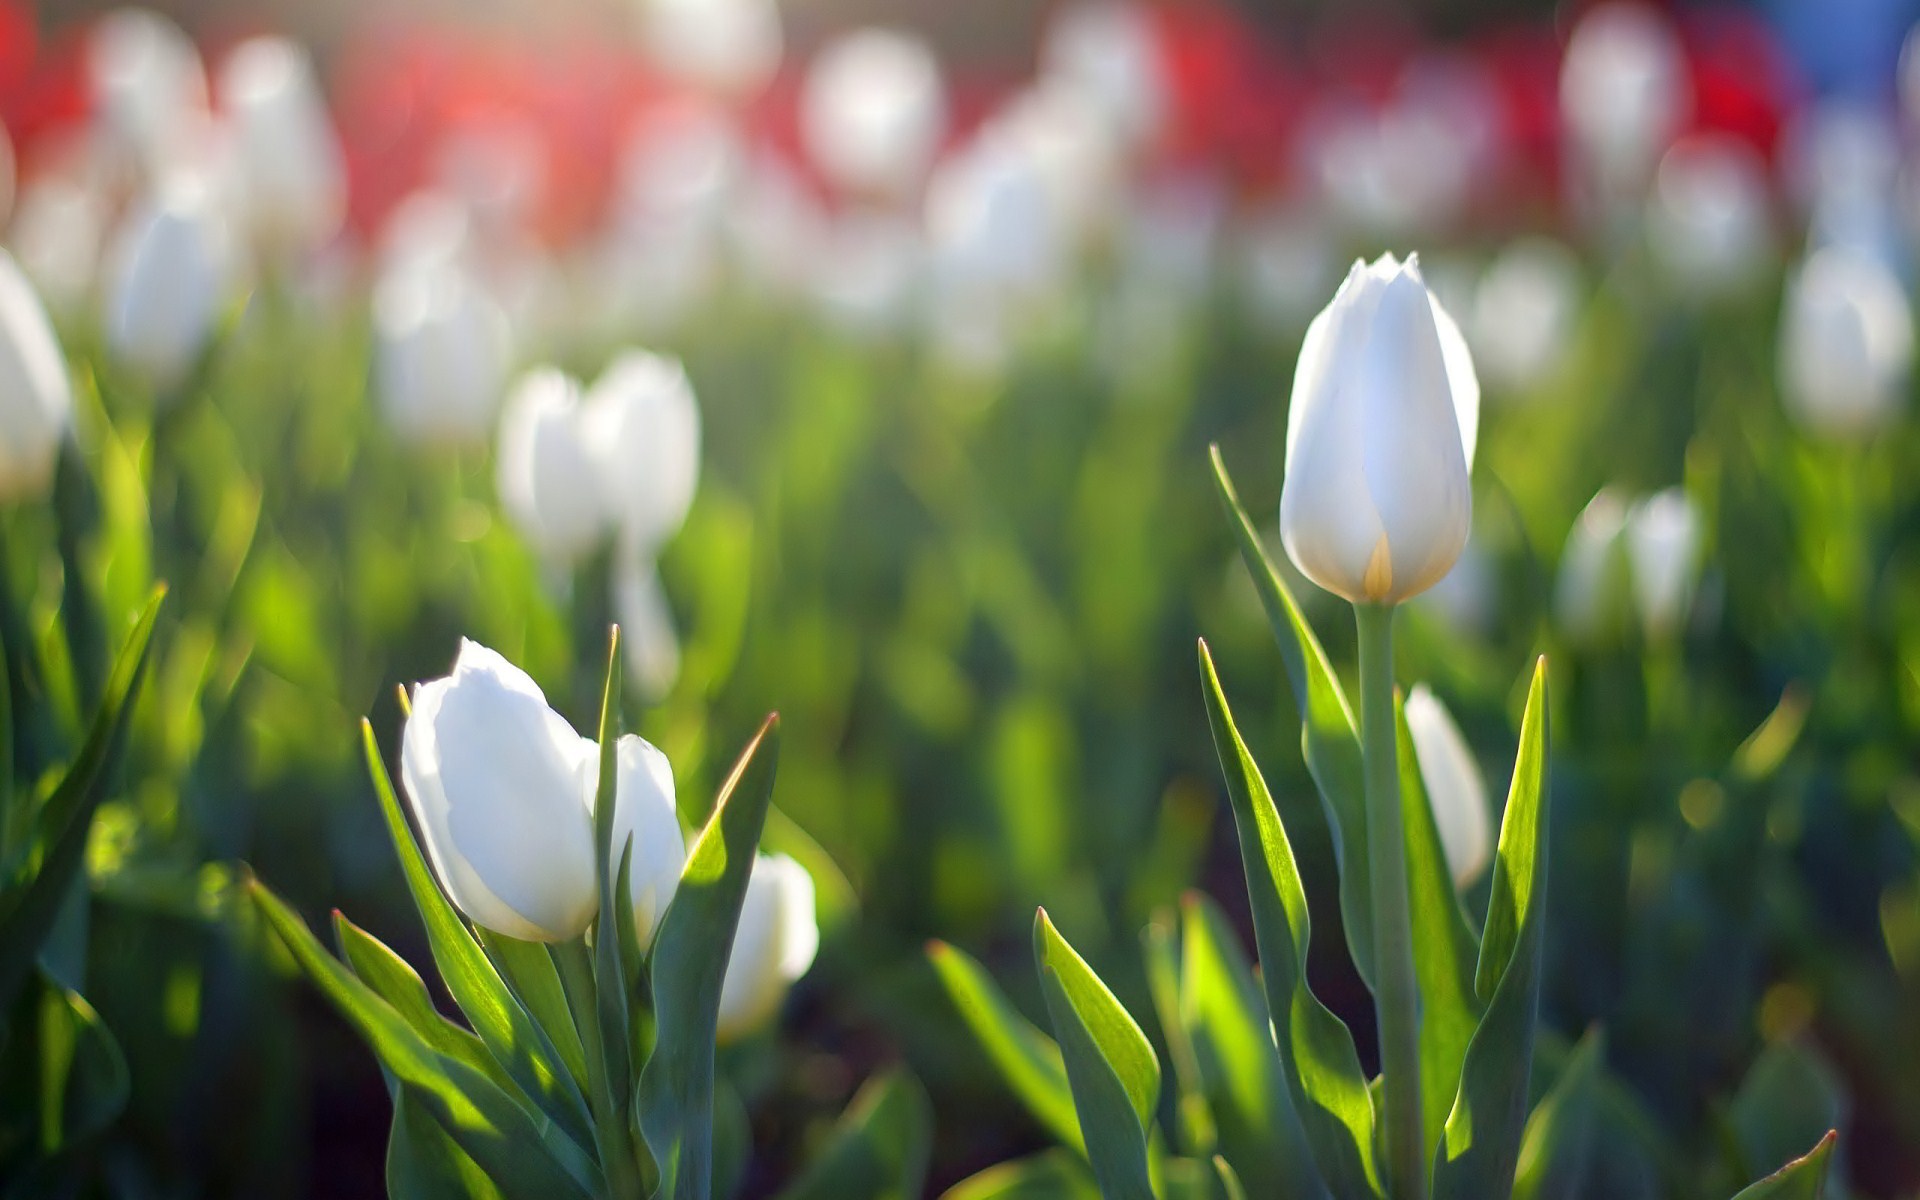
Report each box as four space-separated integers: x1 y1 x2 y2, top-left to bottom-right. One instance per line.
1729 1133 1836 1200
1512 1028 1604 1200
938 1148 1099 1200
927 939 1081 1154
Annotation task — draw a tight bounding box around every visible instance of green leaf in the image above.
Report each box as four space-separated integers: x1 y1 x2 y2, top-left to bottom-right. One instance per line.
938 1149 1101 1200
1726 1042 1845 1189
1394 692 1484 1159
474 931 588 1086
1177 893 1325 1200
1512 1028 1604 1200
1210 1156 1246 1200
34 971 129 1153
1033 908 1157 1200
0 589 162 1016
1729 1133 1836 1200
1197 639 1377 1199
1141 915 1216 1159
637 714 781 1200
387 1088 510 1200
335 913 511 1094
1433 658 1551 1200
361 720 594 1149
1209 447 1374 989
774 1068 933 1200
587 628 636 1181
249 880 598 1198
927 939 1082 1154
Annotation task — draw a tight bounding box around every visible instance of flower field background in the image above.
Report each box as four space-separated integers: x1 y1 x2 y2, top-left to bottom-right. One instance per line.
0 0 1917 1195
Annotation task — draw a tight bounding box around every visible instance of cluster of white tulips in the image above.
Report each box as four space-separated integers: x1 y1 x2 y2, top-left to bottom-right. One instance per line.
403 638 814 1040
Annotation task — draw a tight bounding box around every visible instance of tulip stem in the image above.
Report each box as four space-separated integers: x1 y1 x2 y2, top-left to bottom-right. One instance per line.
1356 602 1426 1200
555 940 645 1200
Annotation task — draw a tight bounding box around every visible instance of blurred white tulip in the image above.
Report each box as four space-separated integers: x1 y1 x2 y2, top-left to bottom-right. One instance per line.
726 154 826 299
1646 137 1775 300
87 9 213 185
925 130 1064 310
377 189 475 278
638 0 782 98
582 350 701 552
401 640 601 942
613 551 683 702
1560 3 1689 196
716 853 818 1041
1281 254 1479 606
1040 2 1167 152
9 176 108 316
1780 102 1900 218
1554 489 1632 643
0 250 75 502
1116 173 1224 304
103 175 236 392
216 36 347 257
809 208 924 339
1625 488 1702 639
1304 99 1479 242
800 30 947 199
1235 201 1341 334
1470 237 1583 395
374 261 511 446
990 82 1125 250
605 732 686 949
1779 246 1914 438
1416 536 1494 635
496 369 609 563
1404 685 1493 888
401 639 688 945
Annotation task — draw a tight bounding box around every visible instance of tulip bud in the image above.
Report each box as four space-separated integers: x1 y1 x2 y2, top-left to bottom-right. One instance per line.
1559 3 1688 195
402 640 601 942
1554 489 1632 643
0 249 74 502
614 552 682 702
1470 238 1583 396
1778 246 1913 439
496 369 609 564
1040 2 1168 152
216 37 347 257
1646 137 1775 301
87 9 213 186
581 350 700 552
1279 253 1480 606
10 176 109 317
103 176 235 393
1403 685 1492 888
1625 488 1702 640
638 0 783 98
800 30 946 200
402 639 691 946
606 733 686 949
716 853 818 1041
374 261 511 447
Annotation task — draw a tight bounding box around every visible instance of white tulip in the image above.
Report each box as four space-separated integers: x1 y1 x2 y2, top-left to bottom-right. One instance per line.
1280 253 1479 606
800 30 947 199
605 734 686 949
614 552 683 702
10 175 109 316
216 37 347 257
1404 685 1492 888
1237 201 1341 334
87 9 212 185
1625 488 1702 639
402 640 601 942
638 0 782 98
925 131 1063 308
582 350 700 552
1646 137 1775 300
103 176 235 392
403 639 691 946
716 853 818 1041
726 154 826 299
1470 238 1583 395
0 250 74 502
1559 3 1688 193
1779 246 1914 438
1040 2 1167 151
809 208 924 339
496 369 609 563
374 261 511 447
1554 488 1631 642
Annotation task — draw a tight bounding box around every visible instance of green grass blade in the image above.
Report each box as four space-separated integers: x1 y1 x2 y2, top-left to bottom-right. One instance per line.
1433 658 1551 1200
1729 1133 1836 1200
637 714 781 1200
1209 447 1375 990
773 1068 934 1200
927 939 1083 1154
1033 909 1157 1200
1197 638 1377 1199
335 913 512 1094
1511 1028 1604 1200
937 1148 1101 1200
